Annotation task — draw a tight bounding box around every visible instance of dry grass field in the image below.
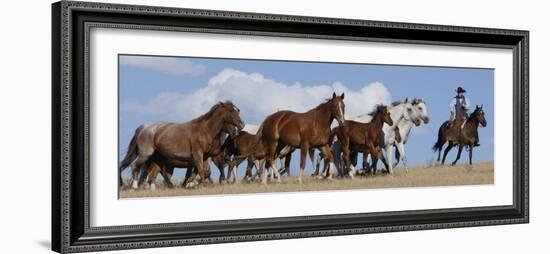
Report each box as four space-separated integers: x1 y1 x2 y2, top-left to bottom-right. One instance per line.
119 161 493 199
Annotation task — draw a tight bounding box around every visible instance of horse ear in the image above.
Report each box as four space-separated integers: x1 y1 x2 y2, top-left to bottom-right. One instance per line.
481 104 483 108
404 97 409 103
332 92 336 99
341 92 345 99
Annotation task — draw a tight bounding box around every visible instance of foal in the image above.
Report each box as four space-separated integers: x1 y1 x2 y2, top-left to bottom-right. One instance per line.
332 105 393 178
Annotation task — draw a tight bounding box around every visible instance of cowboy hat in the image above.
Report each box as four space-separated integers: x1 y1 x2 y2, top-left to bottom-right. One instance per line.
456 86 466 93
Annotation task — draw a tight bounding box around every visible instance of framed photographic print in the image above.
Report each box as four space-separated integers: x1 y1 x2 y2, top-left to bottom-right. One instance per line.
51 1 529 253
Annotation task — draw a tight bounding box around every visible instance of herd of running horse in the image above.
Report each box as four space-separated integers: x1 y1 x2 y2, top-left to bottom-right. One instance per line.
119 92 487 191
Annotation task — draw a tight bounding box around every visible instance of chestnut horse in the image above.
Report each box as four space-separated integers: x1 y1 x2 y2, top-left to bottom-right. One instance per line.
433 105 487 165
332 105 393 177
258 92 346 184
119 101 244 189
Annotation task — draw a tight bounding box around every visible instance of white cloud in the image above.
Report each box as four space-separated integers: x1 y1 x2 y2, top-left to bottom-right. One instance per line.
121 68 392 124
120 55 205 76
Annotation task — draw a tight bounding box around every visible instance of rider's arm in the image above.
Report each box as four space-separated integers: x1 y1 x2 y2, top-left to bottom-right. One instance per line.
463 97 470 110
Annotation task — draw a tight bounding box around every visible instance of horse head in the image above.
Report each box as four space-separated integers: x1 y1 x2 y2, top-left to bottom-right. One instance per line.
220 101 245 138
412 98 430 124
378 105 393 126
401 98 421 126
330 92 346 127
473 105 487 127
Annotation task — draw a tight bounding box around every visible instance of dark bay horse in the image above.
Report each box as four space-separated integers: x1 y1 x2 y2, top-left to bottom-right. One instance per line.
433 105 487 165
332 105 393 177
258 92 346 184
119 101 244 189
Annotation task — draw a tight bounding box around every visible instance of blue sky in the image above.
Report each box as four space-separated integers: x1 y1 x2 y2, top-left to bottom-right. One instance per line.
119 54 494 180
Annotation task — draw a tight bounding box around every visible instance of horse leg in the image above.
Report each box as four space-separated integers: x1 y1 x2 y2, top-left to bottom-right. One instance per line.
312 150 322 176
340 142 353 179
228 156 241 183
131 150 153 189
262 140 278 185
232 165 239 184
214 155 226 184
361 152 368 173
146 161 162 191
298 144 309 184
452 145 464 166
469 144 473 165
330 141 344 177
436 137 446 163
160 166 174 188
243 158 254 182
368 143 389 174
395 142 407 172
385 145 394 174
191 152 206 186
393 143 401 167
137 160 149 187
441 142 454 165
319 144 336 179
252 159 265 182
363 153 378 175
278 157 286 176
348 150 361 177
282 152 291 177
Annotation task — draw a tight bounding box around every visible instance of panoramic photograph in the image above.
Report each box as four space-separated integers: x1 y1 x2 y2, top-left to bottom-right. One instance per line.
117 54 494 198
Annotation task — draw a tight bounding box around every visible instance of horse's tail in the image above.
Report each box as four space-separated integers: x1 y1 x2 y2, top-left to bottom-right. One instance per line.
308 148 316 164
432 122 447 152
119 125 144 185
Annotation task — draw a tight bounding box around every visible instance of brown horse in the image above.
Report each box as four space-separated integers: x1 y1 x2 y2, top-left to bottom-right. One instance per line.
315 125 402 177
433 105 487 165
333 105 393 177
119 101 244 189
138 133 229 189
258 92 346 184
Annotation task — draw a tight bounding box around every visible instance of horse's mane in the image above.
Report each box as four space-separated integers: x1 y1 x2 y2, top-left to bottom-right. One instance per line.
367 104 386 117
391 100 403 107
311 97 334 112
191 101 234 123
467 106 480 121
411 98 426 105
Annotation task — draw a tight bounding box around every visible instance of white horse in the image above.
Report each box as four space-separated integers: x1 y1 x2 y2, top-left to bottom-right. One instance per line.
391 98 430 170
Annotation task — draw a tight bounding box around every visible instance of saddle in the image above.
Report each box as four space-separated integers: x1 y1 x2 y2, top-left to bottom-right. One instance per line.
447 116 466 130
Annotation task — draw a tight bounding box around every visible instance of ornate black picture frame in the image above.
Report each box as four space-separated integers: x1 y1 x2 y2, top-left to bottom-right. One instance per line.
51 1 529 253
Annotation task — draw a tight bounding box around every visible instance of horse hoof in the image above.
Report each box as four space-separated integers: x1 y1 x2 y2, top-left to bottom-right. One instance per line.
150 183 156 191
